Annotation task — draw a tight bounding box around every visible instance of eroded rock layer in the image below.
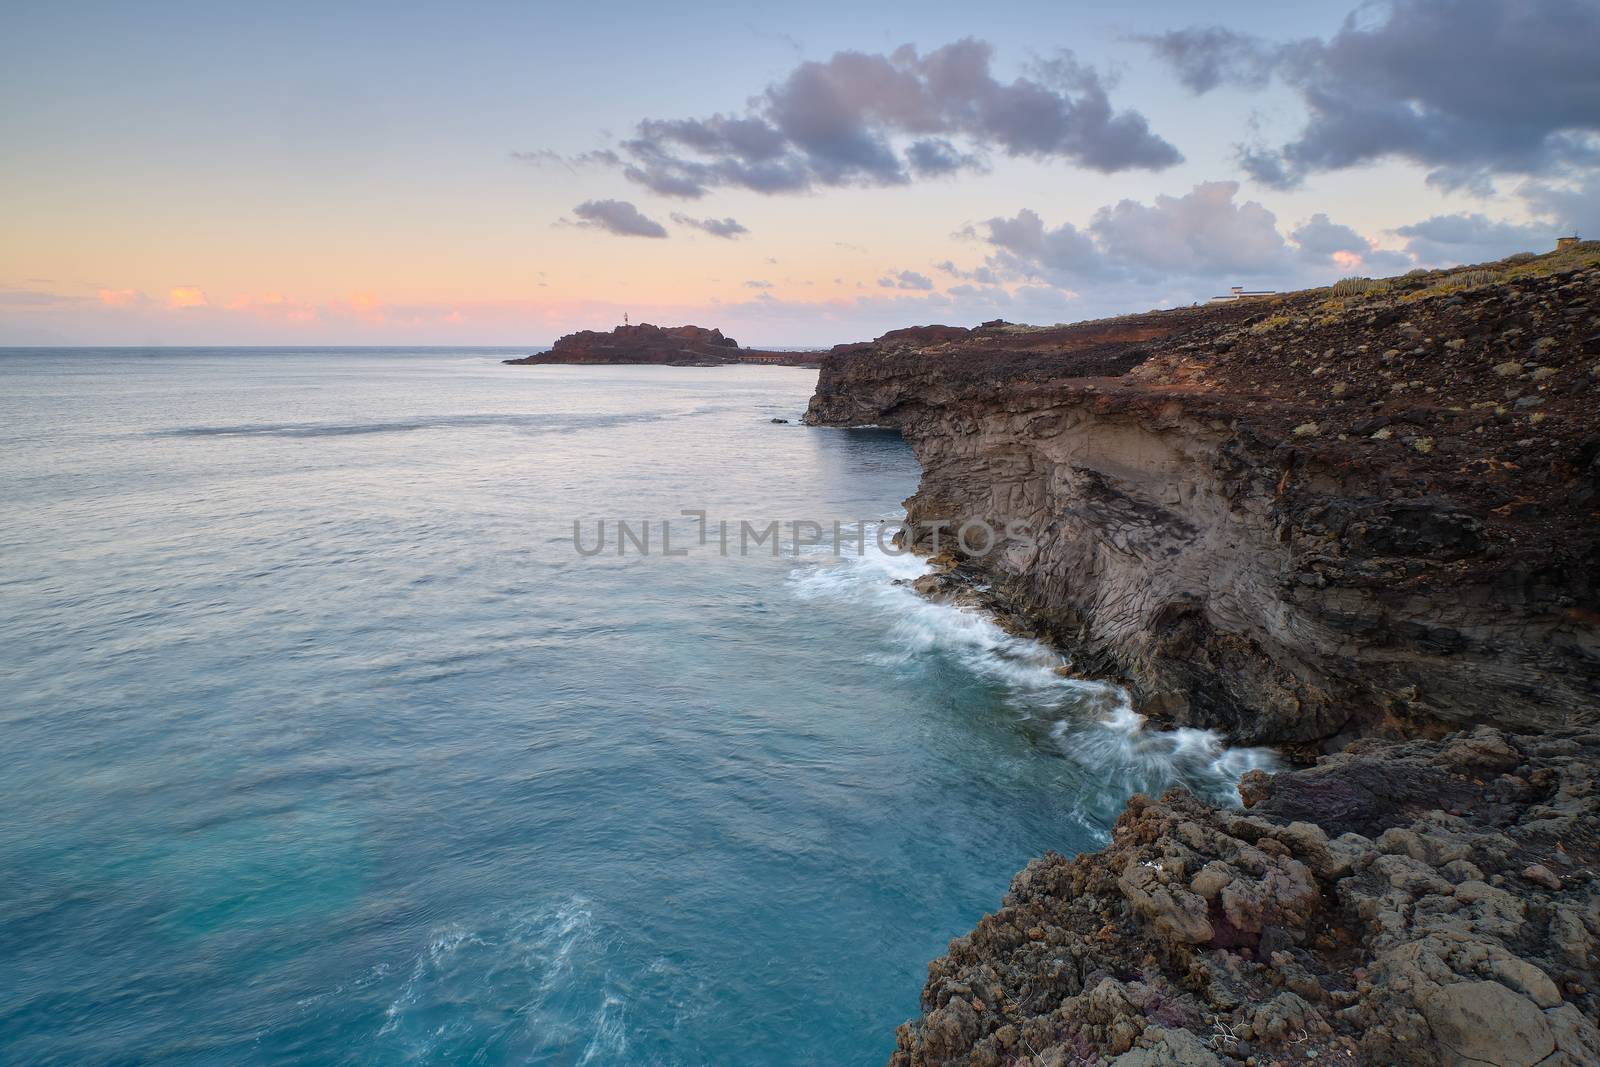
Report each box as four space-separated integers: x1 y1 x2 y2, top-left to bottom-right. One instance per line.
803 250 1600 1065
807 254 1600 745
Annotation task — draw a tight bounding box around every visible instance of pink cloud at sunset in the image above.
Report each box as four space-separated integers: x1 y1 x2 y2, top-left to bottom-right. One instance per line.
167 286 209 309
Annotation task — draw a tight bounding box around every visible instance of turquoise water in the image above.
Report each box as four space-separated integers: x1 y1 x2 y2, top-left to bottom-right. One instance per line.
0 349 1272 1065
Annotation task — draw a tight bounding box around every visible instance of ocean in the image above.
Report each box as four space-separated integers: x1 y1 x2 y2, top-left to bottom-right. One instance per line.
0 348 1273 1065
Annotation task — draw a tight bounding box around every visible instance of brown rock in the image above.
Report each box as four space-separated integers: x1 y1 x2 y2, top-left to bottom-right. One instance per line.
1523 863 1563 890
806 256 1600 745
1420 981 1554 1066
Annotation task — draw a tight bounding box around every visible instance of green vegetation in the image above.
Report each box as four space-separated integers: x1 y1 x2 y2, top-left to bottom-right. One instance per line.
1330 276 1390 296
1398 282 1465 303
1444 269 1500 288
1249 313 1293 335
1502 243 1600 280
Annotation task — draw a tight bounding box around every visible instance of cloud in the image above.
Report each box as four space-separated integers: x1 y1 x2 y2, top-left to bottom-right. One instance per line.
1091 182 1289 276
167 286 209 308
510 148 572 167
96 288 143 307
0 290 79 306
511 148 620 170
975 181 1424 302
1145 0 1600 189
1136 27 1277 93
936 260 1001 285
878 270 935 291
1292 213 1416 272
906 137 983 177
983 182 1307 284
569 199 668 238
670 213 749 238
226 291 317 322
1293 214 1412 273
744 279 774 289
1393 212 1551 265
577 38 1178 199
1518 173 1600 237
348 292 381 312
984 209 1102 277
225 291 288 310
1290 213 1371 258
972 177 1584 310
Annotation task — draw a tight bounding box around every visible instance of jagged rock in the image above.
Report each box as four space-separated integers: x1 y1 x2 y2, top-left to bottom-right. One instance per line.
1419 981 1553 1066
884 729 1600 1067
1524 863 1563 890
848 252 1600 1067
806 257 1600 745
1119 860 1214 944
1109 1028 1222 1067
1244 991 1325 1043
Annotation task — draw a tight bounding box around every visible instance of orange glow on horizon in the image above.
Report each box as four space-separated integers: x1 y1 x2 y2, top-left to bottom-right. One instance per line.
167 286 209 309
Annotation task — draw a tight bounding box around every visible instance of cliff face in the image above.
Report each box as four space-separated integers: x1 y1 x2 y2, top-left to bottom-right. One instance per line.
503 323 818 366
807 254 1600 747
809 251 1600 1066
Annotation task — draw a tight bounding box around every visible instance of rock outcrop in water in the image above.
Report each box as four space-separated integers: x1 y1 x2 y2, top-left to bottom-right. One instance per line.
503 323 819 367
807 250 1600 747
804 247 1600 1065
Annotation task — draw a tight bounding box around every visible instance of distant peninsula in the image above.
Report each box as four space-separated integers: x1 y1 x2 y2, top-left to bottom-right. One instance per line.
503 323 821 367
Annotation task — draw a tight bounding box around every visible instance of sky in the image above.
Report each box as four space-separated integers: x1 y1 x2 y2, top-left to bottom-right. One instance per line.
2 0 1597 347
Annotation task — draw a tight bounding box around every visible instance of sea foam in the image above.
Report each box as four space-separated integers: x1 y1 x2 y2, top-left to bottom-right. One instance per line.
789 531 1279 819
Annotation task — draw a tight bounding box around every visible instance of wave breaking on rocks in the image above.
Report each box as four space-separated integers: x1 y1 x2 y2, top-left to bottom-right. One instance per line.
805 247 1600 1066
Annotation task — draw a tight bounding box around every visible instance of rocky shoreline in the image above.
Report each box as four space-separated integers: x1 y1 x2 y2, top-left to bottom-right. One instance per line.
887 725 1598 1067
805 248 1600 1065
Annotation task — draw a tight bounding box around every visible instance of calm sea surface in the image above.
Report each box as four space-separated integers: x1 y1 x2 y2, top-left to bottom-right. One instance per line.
0 349 1271 1065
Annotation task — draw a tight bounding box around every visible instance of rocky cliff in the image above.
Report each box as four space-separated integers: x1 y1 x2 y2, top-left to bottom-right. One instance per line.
504 323 818 366
805 247 1600 1066
808 252 1600 747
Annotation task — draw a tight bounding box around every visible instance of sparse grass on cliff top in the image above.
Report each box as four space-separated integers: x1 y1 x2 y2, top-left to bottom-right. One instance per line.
1249 313 1295 335
1330 277 1390 297
1502 241 1600 280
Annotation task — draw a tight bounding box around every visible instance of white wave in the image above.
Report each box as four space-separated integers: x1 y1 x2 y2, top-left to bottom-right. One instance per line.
789 534 1280 808
789 529 1091 699
1057 694 1280 809
578 993 630 1066
374 896 633 1062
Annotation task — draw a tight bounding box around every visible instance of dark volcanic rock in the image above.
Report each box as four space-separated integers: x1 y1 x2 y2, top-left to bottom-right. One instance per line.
803 248 1600 1066
504 323 819 366
889 726 1600 1067
504 323 738 365
807 251 1600 745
